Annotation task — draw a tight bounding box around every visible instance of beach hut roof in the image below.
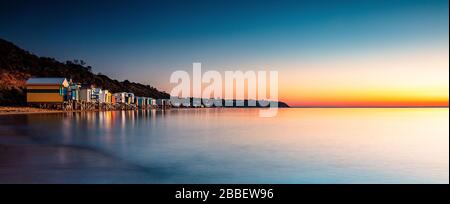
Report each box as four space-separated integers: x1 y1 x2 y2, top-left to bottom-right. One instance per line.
26 77 69 86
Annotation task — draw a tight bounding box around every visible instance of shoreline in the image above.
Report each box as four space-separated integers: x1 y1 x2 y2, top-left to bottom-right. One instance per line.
1 106 448 116
0 106 149 116
0 106 65 115
291 106 449 108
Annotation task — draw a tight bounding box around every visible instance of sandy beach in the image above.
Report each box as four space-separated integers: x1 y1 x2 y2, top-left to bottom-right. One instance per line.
0 106 138 115
0 106 65 115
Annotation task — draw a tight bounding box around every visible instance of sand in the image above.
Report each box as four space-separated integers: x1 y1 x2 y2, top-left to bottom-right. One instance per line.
0 106 63 115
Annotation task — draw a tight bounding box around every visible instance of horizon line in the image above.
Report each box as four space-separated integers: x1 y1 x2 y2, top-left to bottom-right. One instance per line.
290 106 449 108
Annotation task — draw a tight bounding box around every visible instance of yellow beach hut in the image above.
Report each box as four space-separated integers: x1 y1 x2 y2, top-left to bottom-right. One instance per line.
26 77 69 104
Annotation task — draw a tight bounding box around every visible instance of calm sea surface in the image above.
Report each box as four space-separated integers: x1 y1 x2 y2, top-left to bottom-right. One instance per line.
0 108 448 183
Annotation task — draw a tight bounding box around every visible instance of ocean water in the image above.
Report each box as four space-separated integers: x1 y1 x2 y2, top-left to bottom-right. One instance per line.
0 108 448 183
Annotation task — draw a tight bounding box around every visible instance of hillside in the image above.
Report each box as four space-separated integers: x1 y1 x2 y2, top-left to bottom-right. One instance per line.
0 38 169 105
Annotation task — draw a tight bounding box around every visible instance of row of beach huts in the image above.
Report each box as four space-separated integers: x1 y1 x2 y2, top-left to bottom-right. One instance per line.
25 77 171 110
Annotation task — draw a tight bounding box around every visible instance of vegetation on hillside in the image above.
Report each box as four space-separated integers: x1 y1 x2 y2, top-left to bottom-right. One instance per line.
0 38 169 105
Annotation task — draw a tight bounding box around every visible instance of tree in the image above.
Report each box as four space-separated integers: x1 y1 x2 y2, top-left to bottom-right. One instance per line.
72 59 86 66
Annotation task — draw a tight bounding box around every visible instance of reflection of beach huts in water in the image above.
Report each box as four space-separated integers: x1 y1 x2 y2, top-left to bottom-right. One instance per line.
25 77 69 109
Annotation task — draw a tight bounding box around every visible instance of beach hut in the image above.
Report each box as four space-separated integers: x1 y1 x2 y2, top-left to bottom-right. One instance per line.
135 97 145 107
26 77 69 104
169 97 185 107
79 87 92 102
166 99 172 107
125 93 135 104
145 97 152 107
106 91 112 104
100 89 111 103
143 97 148 107
113 92 126 103
91 88 103 103
146 98 151 106
156 99 171 108
66 80 81 101
190 98 202 107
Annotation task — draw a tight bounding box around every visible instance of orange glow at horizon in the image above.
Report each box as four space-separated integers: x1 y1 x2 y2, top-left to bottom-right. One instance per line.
277 46 449 107
164 45 449 107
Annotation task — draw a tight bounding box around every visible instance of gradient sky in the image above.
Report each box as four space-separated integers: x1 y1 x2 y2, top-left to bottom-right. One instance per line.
0 0 448 106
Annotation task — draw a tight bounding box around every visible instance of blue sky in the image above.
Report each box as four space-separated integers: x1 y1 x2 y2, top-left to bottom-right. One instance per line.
0 0 448 93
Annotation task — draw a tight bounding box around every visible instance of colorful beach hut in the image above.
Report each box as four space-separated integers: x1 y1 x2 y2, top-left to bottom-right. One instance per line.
26 77 69 104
